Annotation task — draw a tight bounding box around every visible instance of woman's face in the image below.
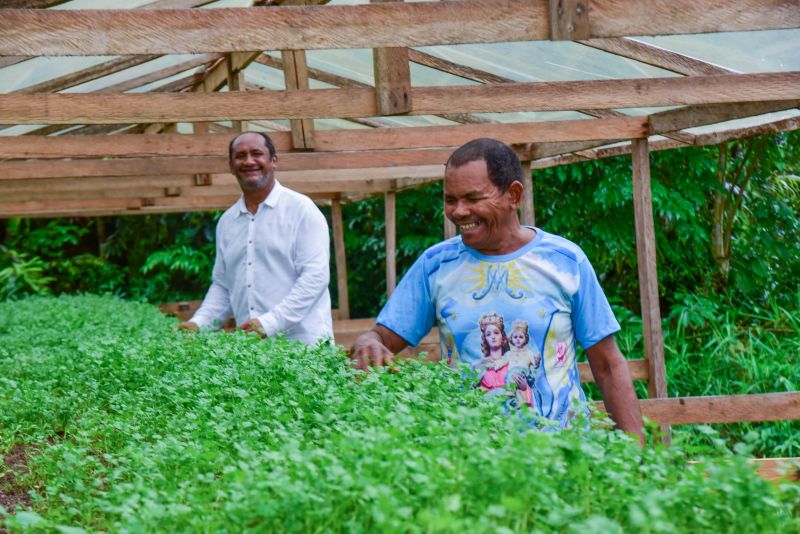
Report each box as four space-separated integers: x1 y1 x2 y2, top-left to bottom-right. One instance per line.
483 325 503 352
510 330 526 348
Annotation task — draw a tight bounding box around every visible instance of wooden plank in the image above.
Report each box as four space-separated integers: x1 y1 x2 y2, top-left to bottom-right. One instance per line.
226 52 248 133
371 0 412 115
373 45 412 115
0 56 27 69
633 392 800 426
648 100 800 135
3 1 798 56
579 358 649 383
0 1 548 55
0 118 648 159
750 458 800 483
331 198 350 319
411 72 800 115
694 115 800 146
98 54 222 93
385 190 397 296
580 37 737 76
16 55 160 94
549 0 590 40
312 117 647 150
2 72 798 124
631 138 668 401
519 160 534 226
590 0 800 38
282 49 316 149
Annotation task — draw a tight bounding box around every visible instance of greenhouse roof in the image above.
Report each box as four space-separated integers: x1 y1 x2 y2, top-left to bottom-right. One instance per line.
0 0 798 216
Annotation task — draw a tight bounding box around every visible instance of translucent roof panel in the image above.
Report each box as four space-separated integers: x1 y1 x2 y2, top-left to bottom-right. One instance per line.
415 42 677 83
636 30 800 73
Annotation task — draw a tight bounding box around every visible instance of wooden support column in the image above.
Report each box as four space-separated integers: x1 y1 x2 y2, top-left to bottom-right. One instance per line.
281 49 316 149
371 0 412 115
385 190 397 296
331 197 350 319
520 160 535 226
226 53 247 133
631 138 669 440
443 178 457 239
549 0 590 40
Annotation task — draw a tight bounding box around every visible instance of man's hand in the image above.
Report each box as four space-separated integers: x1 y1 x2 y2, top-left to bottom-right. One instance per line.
349 326 408 371
176 321 199 332
238 318 267 338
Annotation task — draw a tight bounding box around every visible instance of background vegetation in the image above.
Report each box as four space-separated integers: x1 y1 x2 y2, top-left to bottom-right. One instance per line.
1 131 799 458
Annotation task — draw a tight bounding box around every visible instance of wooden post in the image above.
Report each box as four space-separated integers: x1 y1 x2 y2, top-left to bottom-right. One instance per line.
226 52 247 133
281 48 316 149
371 0 412 116
331 197 350 319
631 137 670 441
385 190 397 296
520 160 535 226
443 177 457 239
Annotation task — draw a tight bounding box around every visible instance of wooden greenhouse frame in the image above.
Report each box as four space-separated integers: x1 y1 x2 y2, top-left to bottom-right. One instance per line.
1 0 798 478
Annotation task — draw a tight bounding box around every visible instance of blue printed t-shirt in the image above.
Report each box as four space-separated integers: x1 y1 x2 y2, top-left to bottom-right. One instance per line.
376 227 620 428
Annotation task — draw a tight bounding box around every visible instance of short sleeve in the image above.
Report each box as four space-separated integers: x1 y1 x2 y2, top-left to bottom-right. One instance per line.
571 257 620 349
376 254 436 347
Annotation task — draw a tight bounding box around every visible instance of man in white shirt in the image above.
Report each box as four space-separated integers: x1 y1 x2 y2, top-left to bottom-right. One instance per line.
177 132 333 344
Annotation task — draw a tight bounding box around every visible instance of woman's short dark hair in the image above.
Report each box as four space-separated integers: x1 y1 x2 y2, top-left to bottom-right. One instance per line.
446 138 522 192
228 132 277 161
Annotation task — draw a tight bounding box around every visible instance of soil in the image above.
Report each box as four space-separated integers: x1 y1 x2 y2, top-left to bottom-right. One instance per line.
0 444 33 513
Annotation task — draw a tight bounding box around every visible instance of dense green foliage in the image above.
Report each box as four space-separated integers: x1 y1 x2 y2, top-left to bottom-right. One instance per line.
1 296 798 532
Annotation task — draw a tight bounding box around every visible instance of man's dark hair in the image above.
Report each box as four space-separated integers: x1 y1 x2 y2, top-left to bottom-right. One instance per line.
446 138 522 192
228 131 277 161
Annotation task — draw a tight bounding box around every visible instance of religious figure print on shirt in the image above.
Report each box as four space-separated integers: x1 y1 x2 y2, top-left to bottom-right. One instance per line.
376 229 620 429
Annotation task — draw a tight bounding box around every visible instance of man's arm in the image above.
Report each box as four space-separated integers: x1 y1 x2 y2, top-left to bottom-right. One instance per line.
586 335 644 441
350 325 409 371
180 230 233 331
256 206 329 337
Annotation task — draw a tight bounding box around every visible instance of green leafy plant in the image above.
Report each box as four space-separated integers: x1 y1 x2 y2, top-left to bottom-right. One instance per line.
1 296 798 533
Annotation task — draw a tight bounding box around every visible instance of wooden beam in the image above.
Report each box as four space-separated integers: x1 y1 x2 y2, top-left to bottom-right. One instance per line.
15 55 160 94
751 458 800 483
226 52 248 133
282 49 316 148
373 45 412 115
0 117 648 159
2 72 797 124
2 1 798 56
385 190 397 296
371 0 412 116
0 1 548 55
580 37 737 76
331 198 350 319
634 392 800 426
549 0 590 40
631 138 668 402
649 100 800 135
98 54 222 93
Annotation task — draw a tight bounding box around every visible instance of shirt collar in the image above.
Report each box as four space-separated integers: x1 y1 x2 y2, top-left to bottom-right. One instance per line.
235 179 284 216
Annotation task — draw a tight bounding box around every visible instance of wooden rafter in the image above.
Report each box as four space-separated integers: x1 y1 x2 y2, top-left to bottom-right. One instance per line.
1 72 797 124
1 0 797 56
579 37 737 76
0 117 648 159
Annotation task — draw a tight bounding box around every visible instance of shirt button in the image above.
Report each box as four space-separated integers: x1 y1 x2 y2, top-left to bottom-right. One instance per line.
248 240 253 244
247 284 251 288
250 306 254 310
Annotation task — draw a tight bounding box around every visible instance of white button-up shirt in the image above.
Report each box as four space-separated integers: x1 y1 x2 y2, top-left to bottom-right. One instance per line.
190 180 333 344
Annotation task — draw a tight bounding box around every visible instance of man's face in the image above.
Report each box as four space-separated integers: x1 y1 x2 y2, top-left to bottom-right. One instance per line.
444 159 521 255
229 133 277 193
